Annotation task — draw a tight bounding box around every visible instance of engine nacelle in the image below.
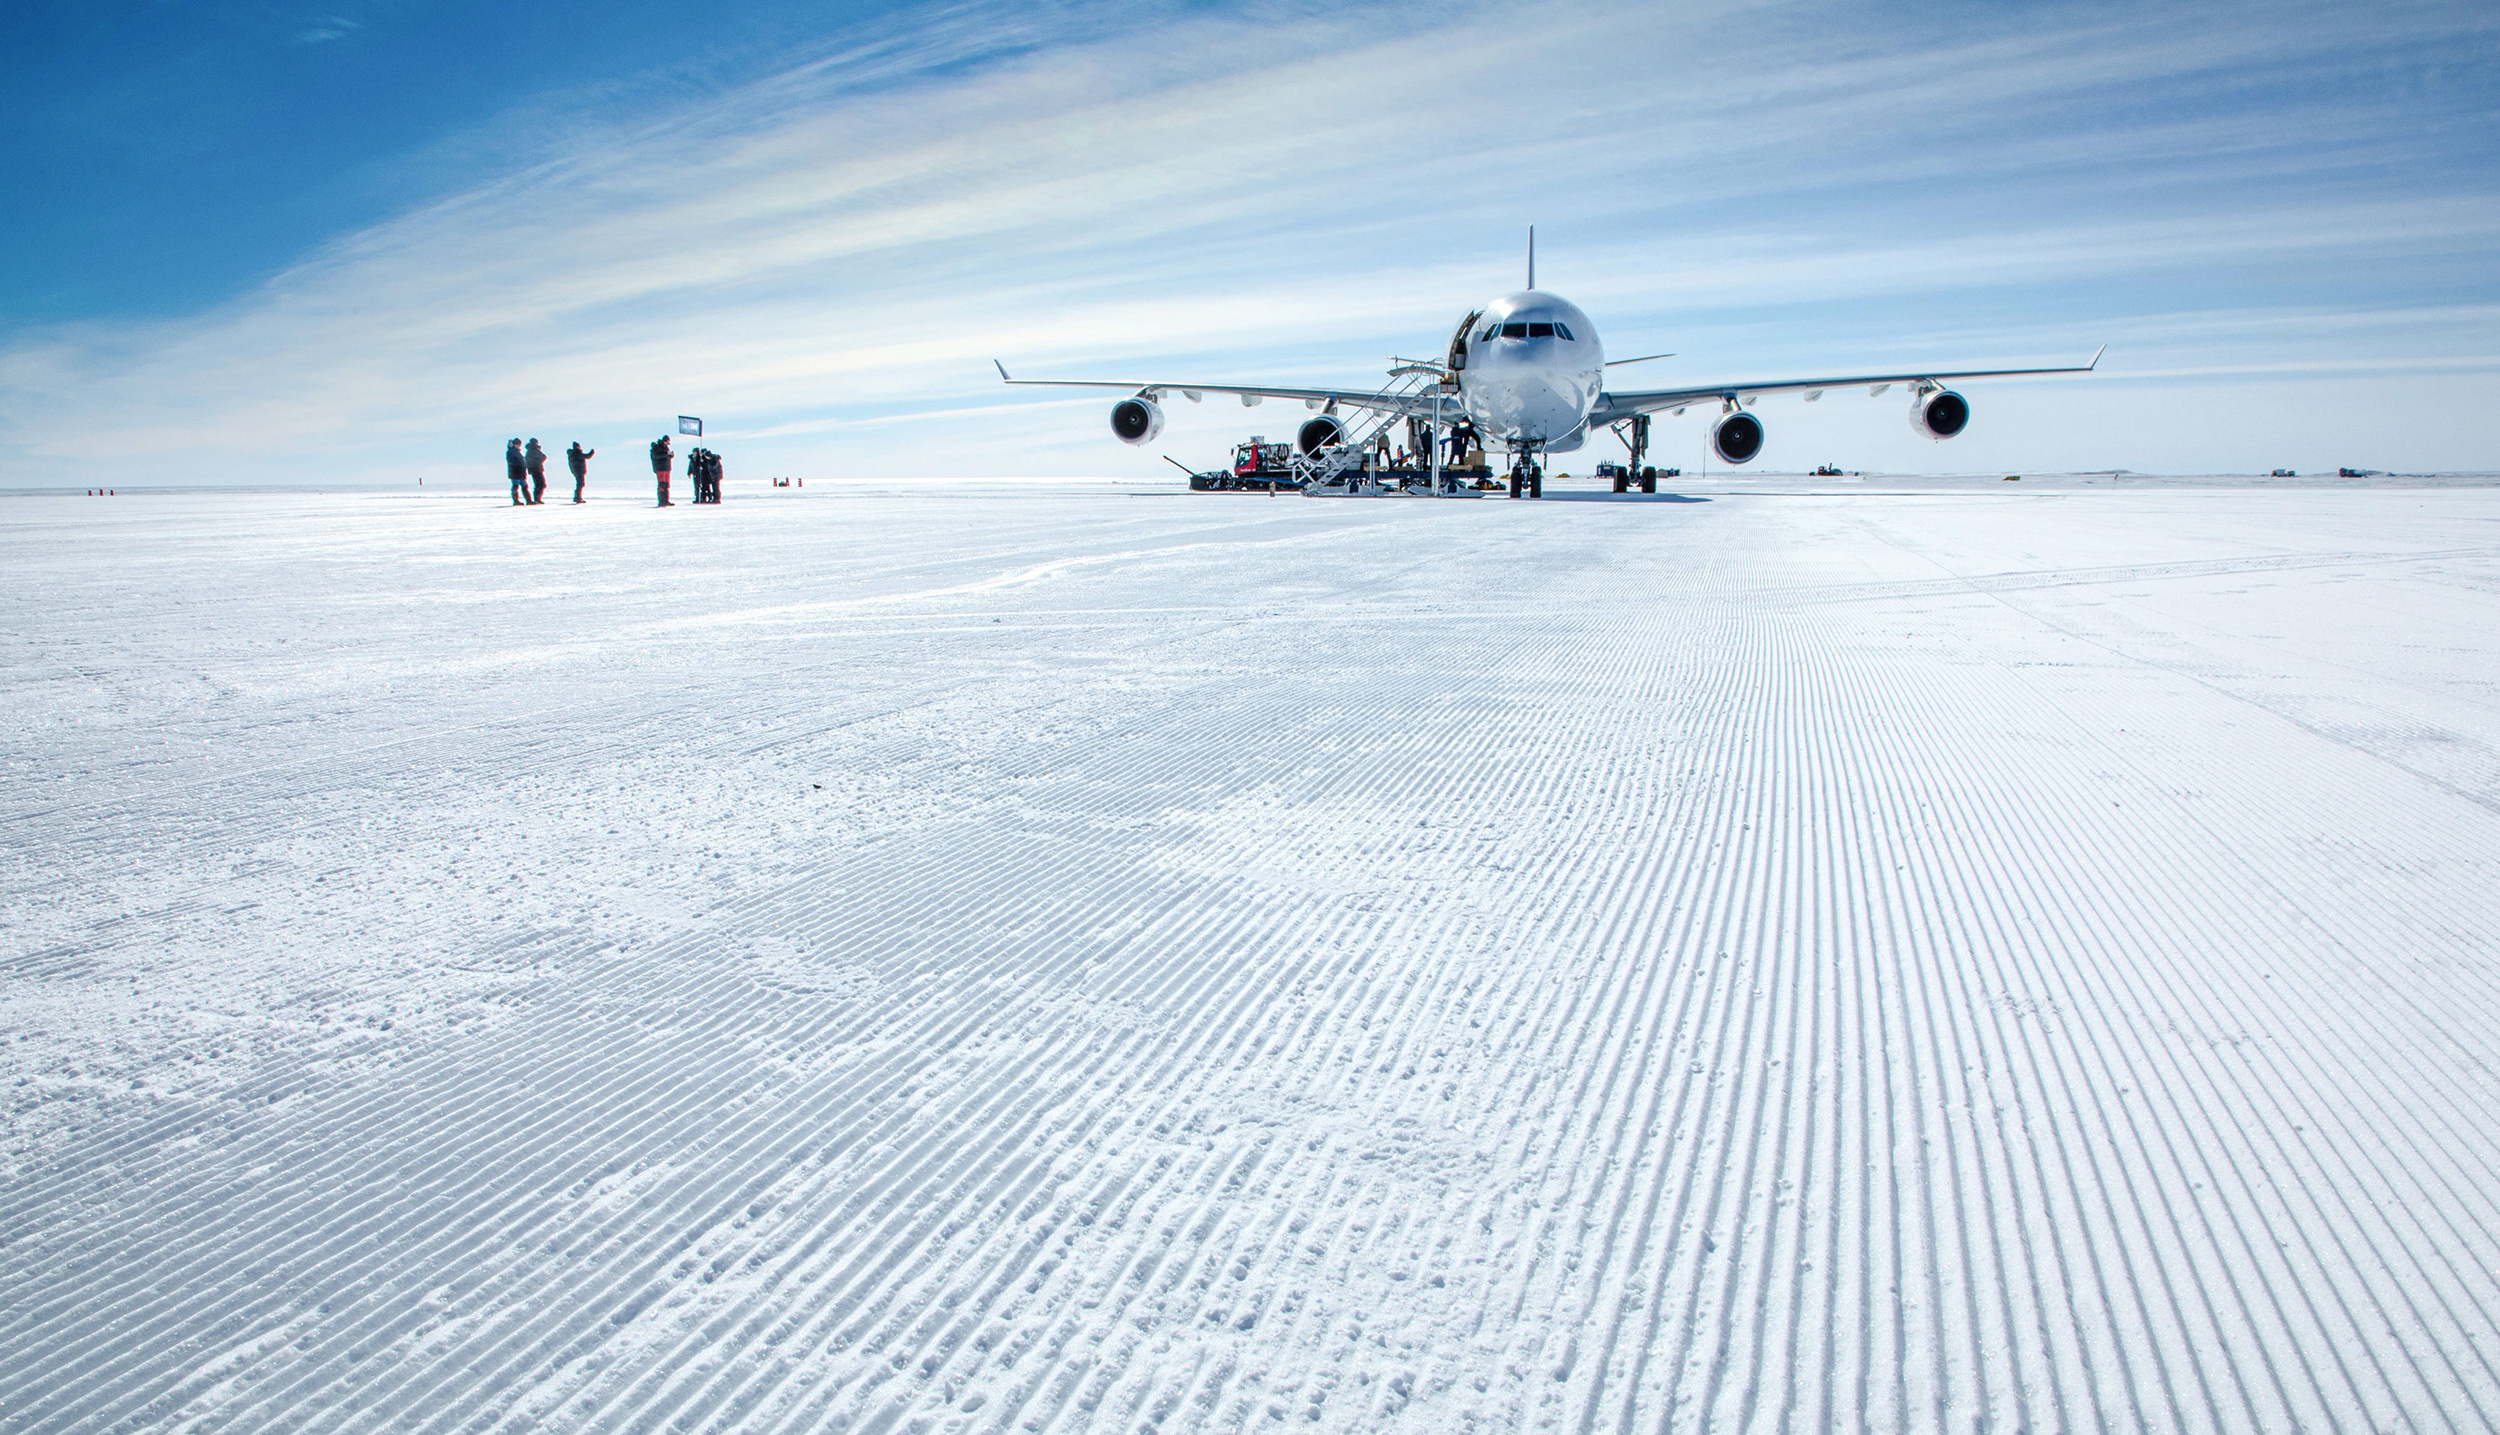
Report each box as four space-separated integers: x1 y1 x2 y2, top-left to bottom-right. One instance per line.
1712 410 1765 465
1297 415 1346 455
1110 397 1164 445
1911 389 1969 440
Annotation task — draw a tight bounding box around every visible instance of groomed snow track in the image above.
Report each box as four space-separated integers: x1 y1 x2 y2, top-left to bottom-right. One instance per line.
6 478 2500 1433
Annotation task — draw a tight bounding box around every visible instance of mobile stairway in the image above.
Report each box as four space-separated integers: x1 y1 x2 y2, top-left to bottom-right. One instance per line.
1289 365 1491 498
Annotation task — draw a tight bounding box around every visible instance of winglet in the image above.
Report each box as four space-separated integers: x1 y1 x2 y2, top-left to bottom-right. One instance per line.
2087 344 2106 371
994 359 1013 383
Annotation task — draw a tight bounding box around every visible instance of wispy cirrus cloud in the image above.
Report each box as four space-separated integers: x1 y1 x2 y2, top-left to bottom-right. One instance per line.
3 0 2495 484
296 17 364 44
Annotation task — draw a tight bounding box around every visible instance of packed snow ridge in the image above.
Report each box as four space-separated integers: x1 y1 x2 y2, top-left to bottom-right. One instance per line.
6 476 2500 1433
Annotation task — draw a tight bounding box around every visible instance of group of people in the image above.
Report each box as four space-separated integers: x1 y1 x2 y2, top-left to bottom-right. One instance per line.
504 438 596 505
499 434 733 507
1359 420 1483 473
683 447 725 504
1363 422 1487 472
643 435 724 505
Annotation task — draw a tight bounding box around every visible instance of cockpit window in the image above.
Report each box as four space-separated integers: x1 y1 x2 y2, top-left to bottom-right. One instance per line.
1527 322 1555 338
1554 322 1574 341
1480 327 1498 342
1501 322 1529 339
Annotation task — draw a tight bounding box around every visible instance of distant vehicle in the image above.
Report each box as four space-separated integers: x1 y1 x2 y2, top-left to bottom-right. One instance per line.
1812 463 1843 476
2271 468 2297 477
999 231 2102 498
2339 467 2379 477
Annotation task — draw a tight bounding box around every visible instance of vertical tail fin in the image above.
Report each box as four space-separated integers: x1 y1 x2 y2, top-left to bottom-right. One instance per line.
1527 225 1535 290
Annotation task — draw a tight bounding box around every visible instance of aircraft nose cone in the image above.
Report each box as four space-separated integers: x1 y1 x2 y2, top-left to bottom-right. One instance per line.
1477 371 1586 441
1523 378 1582 436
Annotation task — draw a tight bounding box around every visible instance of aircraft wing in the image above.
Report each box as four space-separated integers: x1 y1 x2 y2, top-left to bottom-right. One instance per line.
1586 347 2103 426
994 362 1445 417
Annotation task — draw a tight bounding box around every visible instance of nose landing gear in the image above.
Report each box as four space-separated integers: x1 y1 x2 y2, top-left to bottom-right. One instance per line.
1508 454 1544 499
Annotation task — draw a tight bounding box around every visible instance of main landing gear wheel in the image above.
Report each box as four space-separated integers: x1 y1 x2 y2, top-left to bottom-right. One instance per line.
1509 467 1524 499
1529 466 1543 499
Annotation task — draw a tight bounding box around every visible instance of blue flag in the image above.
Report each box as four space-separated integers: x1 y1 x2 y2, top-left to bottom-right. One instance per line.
678 416 702 436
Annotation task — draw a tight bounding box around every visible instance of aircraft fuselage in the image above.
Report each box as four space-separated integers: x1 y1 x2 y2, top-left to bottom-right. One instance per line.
1453 290 1604 452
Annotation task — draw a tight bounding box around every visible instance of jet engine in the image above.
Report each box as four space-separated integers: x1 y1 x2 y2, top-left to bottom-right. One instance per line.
1297 414 1346 454
1110 397 1164 445
1712 410 1765 464
1910 389 1970 440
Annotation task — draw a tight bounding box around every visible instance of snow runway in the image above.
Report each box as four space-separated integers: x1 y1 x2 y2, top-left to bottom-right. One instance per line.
7 478 2500 1432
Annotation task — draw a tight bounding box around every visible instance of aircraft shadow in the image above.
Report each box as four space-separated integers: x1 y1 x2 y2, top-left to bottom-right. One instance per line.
1530 491 1711 503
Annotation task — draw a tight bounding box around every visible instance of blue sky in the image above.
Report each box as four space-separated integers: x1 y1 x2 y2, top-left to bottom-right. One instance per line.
2 0 929 324
4 0 2495 484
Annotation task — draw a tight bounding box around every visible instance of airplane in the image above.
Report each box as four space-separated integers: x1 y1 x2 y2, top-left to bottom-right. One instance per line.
996 231 2101 497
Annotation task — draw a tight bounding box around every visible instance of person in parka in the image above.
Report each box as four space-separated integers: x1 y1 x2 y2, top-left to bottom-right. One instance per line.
566 442 595 503
524 439 548 504
650 435 674 506
506 439 528 505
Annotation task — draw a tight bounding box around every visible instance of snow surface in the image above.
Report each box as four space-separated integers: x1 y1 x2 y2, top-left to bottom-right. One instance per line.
6 476 2500 1433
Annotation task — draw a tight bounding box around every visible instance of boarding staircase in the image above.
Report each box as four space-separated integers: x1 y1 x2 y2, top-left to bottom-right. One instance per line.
1289 365 1451 496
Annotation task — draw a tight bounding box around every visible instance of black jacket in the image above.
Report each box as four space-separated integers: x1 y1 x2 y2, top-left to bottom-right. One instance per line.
650 437 672 473
567 444 592 477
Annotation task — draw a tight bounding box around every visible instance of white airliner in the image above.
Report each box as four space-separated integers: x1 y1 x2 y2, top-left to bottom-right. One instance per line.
999 234 2100 496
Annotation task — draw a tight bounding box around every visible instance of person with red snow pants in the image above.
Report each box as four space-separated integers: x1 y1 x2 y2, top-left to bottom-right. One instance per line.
650 435 674 506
